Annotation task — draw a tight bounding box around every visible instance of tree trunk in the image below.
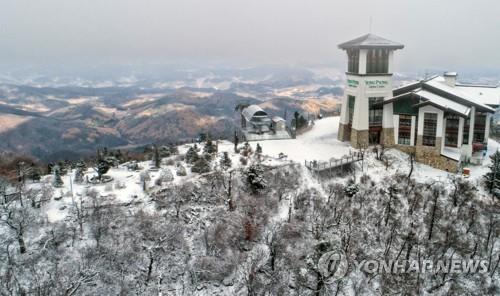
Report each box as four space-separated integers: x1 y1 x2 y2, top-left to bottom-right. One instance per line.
18 226 26 254
146 251 154 284
428 193 439 241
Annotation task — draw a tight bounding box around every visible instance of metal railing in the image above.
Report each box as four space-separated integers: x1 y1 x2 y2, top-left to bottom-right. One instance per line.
305 152 363 172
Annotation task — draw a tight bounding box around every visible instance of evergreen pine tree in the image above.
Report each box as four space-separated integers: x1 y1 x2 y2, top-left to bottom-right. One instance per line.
204 138 217 155
154 145 161 168
185 146 199 164
256 143 262 154
234 131 239 153
485 150 500 194
245 163 267 194
29 165 41 182
74 167 84 184
52 166 64 188
220 151 232 170
96 160 110 181
191 158 211 174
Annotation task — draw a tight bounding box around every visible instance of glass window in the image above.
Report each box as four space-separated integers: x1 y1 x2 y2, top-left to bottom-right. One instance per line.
398 115 412 145
474 112 486 143
423 113 437 146
369 97 383 126
348 95 355 125
367 49 389 74
463 118 470 145
445 114 460 147
347 49 360 74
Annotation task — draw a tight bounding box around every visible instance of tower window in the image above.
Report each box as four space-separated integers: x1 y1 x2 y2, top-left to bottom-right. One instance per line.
423 113 437 146
347 49 360 73
367 49 389 74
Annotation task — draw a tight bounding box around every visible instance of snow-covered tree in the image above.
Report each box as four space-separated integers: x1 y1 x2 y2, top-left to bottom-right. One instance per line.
52 166 64 188
28 164 41 183
244 163 267 194
185 146 199 164
220 151 232 170
176 164 187 176
156 168 174 186
153 144 161 168
203 138 217 155
484 150 500 195
256 143 262 155
191 158 211 174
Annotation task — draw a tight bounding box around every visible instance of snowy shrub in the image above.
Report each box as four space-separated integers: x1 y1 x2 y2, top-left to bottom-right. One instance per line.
185 146 199 164
156 168 174 185
241 142 252 157
176 165 187 176
244 163 267 194
344 183 359 197
165 158 175 166
114 181 126 190
220 152 232 170
191 158 211 174
140 171 151 182
360 173 371 185
104 183 113 192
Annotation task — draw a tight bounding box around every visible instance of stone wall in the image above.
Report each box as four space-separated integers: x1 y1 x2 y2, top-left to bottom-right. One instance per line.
338 123 351 142
381 128 395 147
395 145 416 154
351 129 369 149
415 136 459 172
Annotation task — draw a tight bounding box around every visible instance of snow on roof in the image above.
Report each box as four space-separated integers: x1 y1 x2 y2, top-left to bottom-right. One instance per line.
455 84 500 107
413 89 471 117
242 105 268 121
423 76 495 112
272 116 286 122
338 33 404 50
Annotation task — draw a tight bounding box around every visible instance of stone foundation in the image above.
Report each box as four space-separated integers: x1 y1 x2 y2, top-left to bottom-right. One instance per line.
338 123 351 142
415 136 459 173
395 145 416 154
350 129 369 149
381 128 395 147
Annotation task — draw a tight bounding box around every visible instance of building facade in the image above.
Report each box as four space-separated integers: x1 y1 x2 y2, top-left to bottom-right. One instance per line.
338 34 500 172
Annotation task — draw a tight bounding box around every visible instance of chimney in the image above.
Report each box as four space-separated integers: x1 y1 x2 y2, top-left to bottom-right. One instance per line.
444 72 457 87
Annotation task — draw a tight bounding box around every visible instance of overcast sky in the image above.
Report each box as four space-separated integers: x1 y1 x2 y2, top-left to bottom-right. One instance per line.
1 0 499 72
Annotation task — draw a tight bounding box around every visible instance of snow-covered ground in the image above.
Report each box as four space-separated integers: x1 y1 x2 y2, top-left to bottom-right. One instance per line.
247 117 352 163
38 116 498 224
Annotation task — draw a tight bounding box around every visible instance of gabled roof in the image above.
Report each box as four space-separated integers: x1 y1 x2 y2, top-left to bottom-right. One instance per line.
272 116 286 122
338 33 404 50
386 75 497 117
455 84 500 107
412 89 471 117
424 76 495 112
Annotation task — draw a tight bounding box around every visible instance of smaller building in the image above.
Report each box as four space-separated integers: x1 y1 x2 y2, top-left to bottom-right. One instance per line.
240 105 291 141
271 116 287 132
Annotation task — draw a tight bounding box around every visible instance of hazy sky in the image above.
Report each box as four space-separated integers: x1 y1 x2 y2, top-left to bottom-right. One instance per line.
1 0 499 72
